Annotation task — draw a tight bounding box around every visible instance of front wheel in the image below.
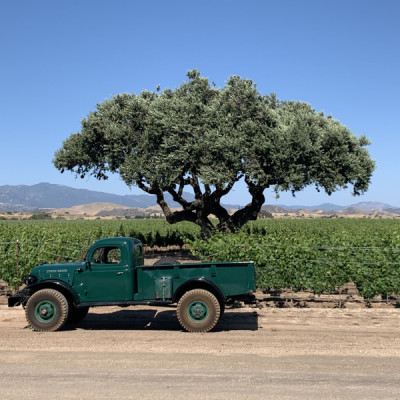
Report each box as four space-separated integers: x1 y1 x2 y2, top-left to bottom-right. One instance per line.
177 289 221 332
25 289 69 332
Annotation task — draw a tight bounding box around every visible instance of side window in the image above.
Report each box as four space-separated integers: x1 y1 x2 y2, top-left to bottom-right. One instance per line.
135 245 144 265
91 247 122 264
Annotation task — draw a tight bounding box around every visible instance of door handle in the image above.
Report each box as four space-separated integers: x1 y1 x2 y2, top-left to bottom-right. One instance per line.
116 272 123 275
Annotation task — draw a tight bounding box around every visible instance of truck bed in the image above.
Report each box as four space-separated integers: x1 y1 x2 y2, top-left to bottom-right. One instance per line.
136 261 255 301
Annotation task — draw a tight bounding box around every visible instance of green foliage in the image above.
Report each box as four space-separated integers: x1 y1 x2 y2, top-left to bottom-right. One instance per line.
2 219 400 300
53 70 375 235
257 210 273 219
188 219 400 300
28 213 52 220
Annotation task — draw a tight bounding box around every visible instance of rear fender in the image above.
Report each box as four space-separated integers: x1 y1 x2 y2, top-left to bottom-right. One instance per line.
173 278 225 305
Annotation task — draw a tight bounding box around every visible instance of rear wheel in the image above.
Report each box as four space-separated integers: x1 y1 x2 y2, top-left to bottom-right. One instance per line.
177 289 220 332
25 289 69 332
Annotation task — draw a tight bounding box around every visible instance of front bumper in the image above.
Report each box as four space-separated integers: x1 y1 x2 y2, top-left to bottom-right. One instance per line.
7 288 31 307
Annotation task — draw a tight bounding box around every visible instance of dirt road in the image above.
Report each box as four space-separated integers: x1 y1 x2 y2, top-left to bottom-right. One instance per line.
1 304 400 400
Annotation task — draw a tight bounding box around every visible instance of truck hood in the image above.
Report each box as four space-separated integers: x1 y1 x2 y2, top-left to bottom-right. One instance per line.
31 262 85 284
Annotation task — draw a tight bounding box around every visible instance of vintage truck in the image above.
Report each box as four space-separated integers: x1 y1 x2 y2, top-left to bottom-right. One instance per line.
8 237 255 332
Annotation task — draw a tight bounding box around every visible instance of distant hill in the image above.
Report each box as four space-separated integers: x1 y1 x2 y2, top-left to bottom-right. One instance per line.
0 183 239 211
348 202 393 211
274 203 345 211
0 183 397 214
271 201 397 212
384 208 400 215
51 202 185 218
339 207 367 215
0 183 156 211
54 202 144 217
261 205 289 213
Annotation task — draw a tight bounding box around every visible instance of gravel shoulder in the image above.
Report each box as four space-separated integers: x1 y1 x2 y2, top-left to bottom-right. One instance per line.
1 304 400 399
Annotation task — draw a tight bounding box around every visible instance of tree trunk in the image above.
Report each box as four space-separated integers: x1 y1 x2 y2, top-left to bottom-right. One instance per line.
229 187 265 230
154 182 265 237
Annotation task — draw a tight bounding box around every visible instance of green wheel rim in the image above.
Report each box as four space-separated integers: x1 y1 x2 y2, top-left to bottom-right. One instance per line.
187 300 209 323
34 300 57 323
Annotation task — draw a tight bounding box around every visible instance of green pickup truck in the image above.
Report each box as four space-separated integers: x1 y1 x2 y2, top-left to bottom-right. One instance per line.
8 237 255 333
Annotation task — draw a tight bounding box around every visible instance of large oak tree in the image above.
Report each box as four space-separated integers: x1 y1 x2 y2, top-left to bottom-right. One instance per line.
54 70 375 236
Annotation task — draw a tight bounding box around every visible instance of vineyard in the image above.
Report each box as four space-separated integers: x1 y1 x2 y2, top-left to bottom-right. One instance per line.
1 219 400 300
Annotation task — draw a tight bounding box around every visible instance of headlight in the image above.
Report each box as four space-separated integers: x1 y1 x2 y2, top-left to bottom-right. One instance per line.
24 274 38 285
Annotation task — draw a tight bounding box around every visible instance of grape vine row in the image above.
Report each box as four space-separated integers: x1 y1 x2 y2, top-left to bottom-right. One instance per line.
1 219 399 300
188 219 400 299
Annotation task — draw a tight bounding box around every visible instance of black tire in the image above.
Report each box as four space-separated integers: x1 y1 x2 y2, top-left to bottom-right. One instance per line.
177 289 221 332
153 257 180 265
219 301 225 317
25 289 69 332
67 306 89 324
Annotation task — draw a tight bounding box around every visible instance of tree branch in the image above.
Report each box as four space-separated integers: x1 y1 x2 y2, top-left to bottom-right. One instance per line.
230 181 265 229
210 174 243 202
136 178 159 195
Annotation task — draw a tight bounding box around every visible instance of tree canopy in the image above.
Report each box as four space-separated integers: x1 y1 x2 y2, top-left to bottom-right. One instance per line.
54 70 375 235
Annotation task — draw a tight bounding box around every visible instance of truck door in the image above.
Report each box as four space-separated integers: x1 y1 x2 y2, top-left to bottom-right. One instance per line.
79 244 128 302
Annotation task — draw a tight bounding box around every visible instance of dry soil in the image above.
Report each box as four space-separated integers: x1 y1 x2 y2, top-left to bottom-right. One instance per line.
1 302 400 400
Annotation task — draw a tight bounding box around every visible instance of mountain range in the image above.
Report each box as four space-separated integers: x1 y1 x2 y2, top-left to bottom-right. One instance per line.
271 202 396 212
0 183 240 212
0 183 398 214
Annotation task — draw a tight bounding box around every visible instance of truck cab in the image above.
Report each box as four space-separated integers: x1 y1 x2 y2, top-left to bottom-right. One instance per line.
74 237 143 302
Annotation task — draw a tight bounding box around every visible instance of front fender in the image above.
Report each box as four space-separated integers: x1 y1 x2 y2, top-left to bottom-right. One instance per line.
8 280 80 307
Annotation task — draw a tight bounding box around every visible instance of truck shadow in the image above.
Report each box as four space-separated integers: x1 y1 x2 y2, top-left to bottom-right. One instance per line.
66 308 259 332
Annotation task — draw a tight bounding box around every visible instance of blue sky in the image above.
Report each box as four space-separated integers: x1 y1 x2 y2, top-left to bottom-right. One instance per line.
1 0 399 207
